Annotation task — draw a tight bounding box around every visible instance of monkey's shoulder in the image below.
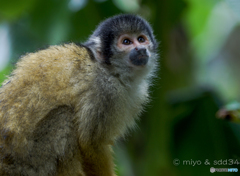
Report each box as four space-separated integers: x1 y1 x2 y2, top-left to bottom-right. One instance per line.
0 43 96 115
16 43 94 70
6 43 96 90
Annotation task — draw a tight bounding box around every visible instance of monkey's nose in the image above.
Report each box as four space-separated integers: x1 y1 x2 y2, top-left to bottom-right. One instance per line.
136 48 147 55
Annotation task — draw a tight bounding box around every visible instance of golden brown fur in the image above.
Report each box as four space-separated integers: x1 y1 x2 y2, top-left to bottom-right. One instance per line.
0 44 115 175
0 43 148 175
0 14 158 176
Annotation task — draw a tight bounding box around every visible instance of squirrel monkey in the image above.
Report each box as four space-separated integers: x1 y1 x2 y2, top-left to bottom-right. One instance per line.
0 14 158 176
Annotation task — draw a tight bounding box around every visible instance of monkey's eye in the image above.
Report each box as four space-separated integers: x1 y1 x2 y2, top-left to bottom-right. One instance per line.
138 36 145 43
122 39 132 45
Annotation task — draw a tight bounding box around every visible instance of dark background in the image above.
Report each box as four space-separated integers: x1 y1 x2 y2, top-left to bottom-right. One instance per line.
1 0 240 175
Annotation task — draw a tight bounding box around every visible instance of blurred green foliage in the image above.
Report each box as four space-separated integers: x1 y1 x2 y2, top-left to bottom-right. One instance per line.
1 0 240 176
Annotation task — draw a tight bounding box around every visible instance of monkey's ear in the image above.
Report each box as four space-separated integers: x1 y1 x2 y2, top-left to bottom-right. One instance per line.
85 36 104 63
96 51 104 62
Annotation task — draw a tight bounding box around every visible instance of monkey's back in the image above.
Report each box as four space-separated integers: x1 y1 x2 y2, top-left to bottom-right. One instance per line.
0 43 95 175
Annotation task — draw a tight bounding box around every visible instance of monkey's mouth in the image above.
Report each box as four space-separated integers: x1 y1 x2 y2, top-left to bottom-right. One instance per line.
129 48 149 66
132 55 149 66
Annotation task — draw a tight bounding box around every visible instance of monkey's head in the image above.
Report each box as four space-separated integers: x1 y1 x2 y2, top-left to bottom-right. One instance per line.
84 14 158 77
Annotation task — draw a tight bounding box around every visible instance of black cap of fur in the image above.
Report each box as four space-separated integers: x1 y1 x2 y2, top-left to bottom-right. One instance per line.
85 14 158 65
